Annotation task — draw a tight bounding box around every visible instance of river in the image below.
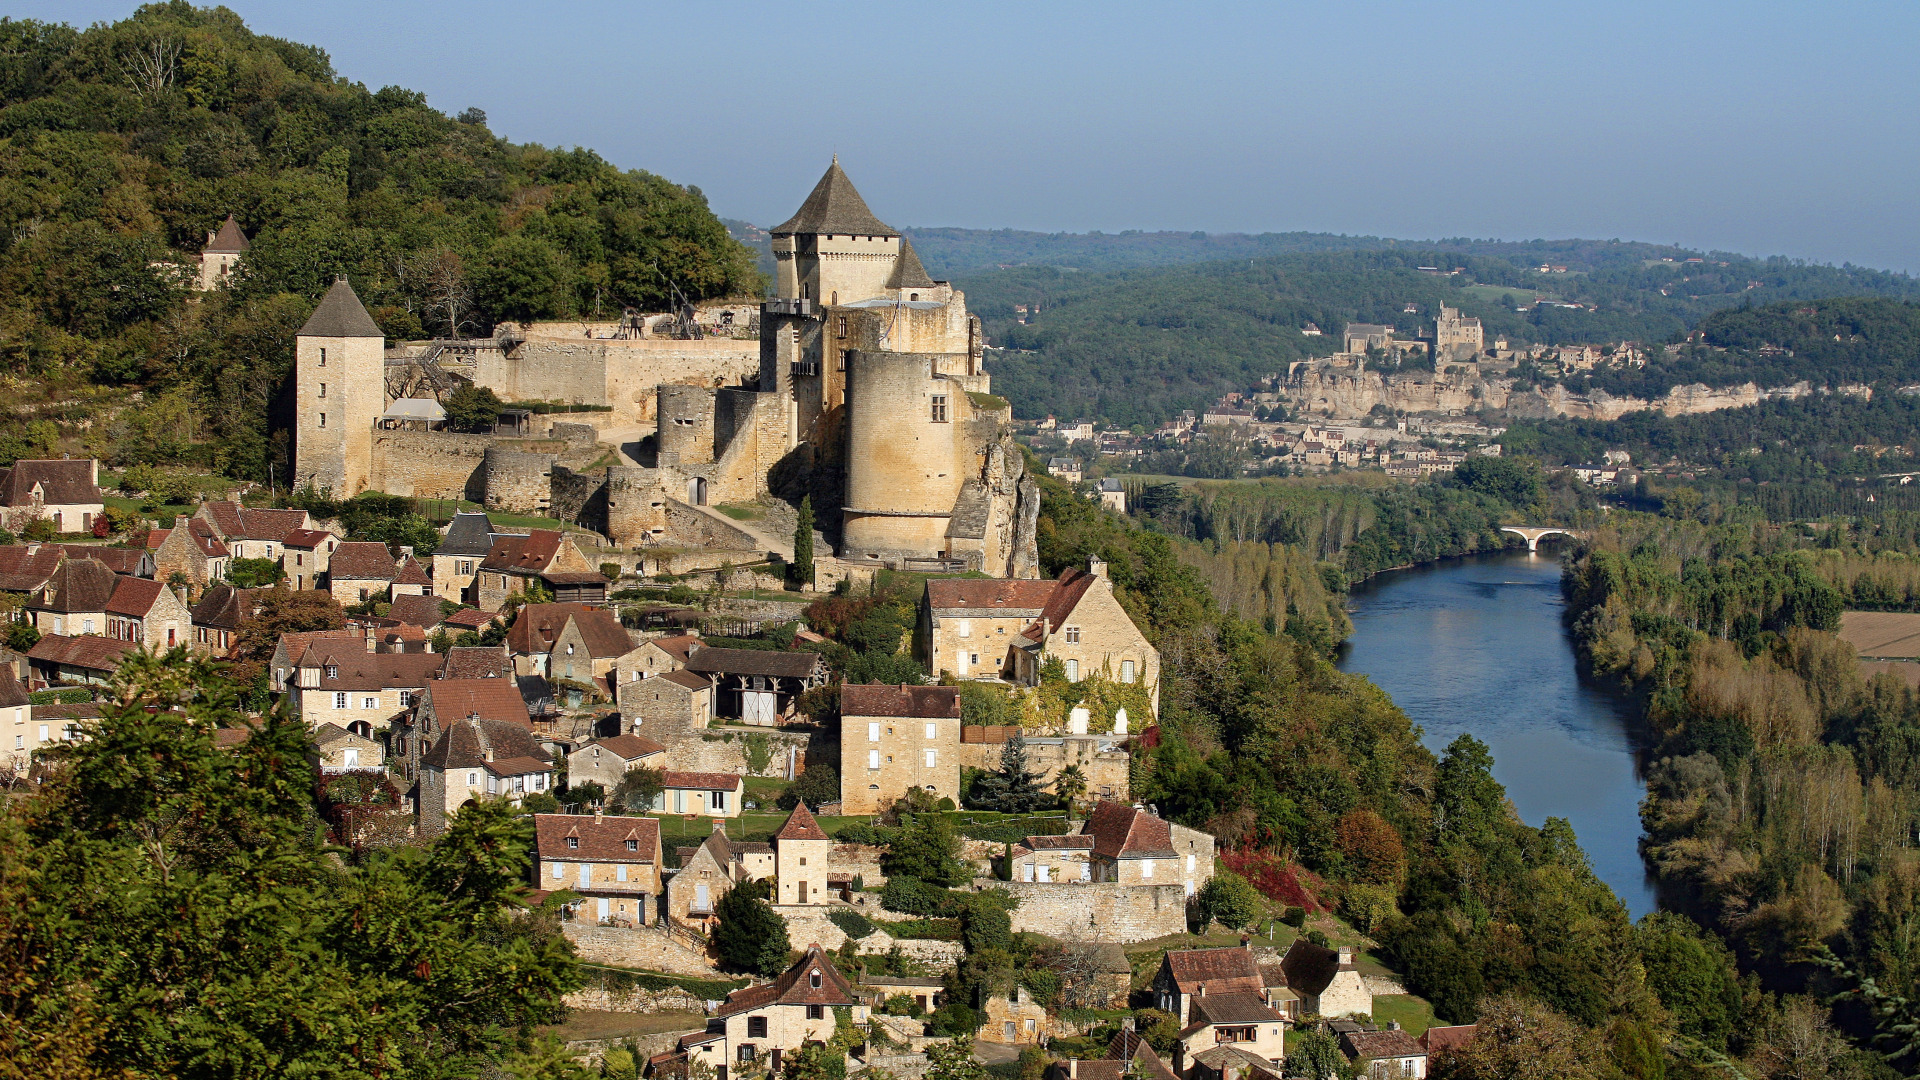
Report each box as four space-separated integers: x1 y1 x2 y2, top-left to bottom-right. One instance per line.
1335 548 1658 918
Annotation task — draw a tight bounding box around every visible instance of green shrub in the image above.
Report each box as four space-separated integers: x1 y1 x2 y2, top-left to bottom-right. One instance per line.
880 917 961 941
28 688 90 705
834 822 898 846
1281 906 1307 928
828 909 875 941
880 877 945 916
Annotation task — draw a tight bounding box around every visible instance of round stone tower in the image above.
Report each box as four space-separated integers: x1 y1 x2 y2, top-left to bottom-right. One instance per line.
842 350 966 562
655 385 717 465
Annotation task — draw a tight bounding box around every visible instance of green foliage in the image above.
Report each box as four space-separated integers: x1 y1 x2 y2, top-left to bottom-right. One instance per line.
1283 1027 1346 1079
742 733 773 774
960 894 1013 953
792 496 815 589
880 876 946 916
781 1039 845 1080
609 764 664 813
1639 913 1742 1051
713 877 790 975
6 621 42 652
827 909 875 941
1453 455 1546 514
1195 871 1263 931
781 763 840 811
955 680 1019 727
882 815 970 888
445 383 504 433
225 555 284 587
926 1036 988 1080
970 733 1050 813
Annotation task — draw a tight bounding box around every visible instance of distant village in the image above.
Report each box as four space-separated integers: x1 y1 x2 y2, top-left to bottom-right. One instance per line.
0 166 1481 1080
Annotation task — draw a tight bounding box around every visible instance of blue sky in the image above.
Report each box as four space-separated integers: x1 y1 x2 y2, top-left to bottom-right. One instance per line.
19 1 1920 270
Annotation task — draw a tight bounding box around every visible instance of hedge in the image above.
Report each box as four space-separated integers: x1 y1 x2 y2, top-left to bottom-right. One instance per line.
28 688 92 705
582 964 748 1001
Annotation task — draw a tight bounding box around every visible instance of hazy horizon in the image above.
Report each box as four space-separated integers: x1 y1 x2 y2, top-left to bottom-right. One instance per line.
16 1 1918 272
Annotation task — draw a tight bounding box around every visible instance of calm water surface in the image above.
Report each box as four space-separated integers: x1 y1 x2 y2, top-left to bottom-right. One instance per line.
1335 548 1658 918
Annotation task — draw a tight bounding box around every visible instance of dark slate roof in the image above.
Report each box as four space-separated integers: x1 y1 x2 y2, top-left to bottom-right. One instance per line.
205 214 249 254
31 558 118 614
421 712 552 771
888 238 936 289
683 647 823 679
770 159 898 238
298 276 384 339
0 459 101 507
1278 938 1352 997
533 813 660 863
439 511 500 557
1190 992 1283 1026
1083 800 1177 860
774 802 831 841
714 944 859 1017
840 683 959 719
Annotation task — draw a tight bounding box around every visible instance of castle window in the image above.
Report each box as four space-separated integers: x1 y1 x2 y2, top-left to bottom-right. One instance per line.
318 383 326 399
837 315 848 336
837 349 847 371
930 395 948 423
318 413 326 428
319 348 326 366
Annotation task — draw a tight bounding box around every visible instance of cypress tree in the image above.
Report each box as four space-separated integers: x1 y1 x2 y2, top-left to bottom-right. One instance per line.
792 495 815 589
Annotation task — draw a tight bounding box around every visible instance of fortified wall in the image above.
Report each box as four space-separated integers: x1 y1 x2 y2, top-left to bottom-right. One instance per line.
991 880 1191 942
471 336 761 426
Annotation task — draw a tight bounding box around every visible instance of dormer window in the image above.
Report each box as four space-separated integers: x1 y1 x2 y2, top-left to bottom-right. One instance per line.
325 665 337 679
626 839 638 851
809 970 822 989
567 837 579 849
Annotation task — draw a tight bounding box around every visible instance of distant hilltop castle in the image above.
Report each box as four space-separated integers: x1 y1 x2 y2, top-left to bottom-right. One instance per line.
291 160 1039 577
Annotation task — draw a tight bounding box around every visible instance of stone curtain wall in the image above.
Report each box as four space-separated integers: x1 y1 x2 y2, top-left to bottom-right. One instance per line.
483 447 557 513
607 339 759 425
992 880 1190 942
369 431 494 501
561 923 717 976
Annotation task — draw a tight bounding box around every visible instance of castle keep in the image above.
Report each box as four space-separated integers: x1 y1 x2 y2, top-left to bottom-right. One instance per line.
293 161 1038 577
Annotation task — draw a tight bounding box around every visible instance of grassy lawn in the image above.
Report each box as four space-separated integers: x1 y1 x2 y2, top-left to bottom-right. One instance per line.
102 494 203 522
1460 283 1549 306
1370 994 1435 1036
742 775 793 807
715 503 762 521
537 1008 703 1043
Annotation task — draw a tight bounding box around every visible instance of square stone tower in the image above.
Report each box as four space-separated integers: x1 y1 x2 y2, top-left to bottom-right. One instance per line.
295 276 387 497
772 802 833 905
196 214 248 292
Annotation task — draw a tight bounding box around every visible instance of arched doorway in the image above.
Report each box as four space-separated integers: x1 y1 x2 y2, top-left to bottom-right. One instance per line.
687 477 707 505
349 720 372 739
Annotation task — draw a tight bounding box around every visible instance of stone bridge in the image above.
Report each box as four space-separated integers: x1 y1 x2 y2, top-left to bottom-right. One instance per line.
1500 526 1584 551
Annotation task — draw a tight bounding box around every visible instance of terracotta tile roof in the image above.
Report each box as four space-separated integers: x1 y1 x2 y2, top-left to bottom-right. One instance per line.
1108 1031 1178 1080
392 556 432 587
144 529 168 550
533 813 660 863
1082 800 1176 860
386 593 448 627
239 508 308 542
282 528 333 549
1187 1046 1279 1078
31 558 118 613
540 570 608 585
278 628 362 668
0 459 100 507
1341 1030 1424 1062
661 770 744 791
104 575 168 617
1190 992 1283 1026
715 944 859 1017
327 542 397 580
1035 567 1100 637
420 713 552 771
774 802 830 840
658 669 710 691
442 607 499 631
440 647 511 680
683 647 824 679
425 678 533 726
507 603 628 657
925 577 1059 615
0 668 27 707
840 683 960 719
28 634 136 672
1420 1025 1477 1053
648 634 703 664
31 701 102 721
1162 946 1263 997
201 501 245 537
1278 939 1352 997
481 529 567 573
0 545 64 592
490 754 552 776
303 650 443 692
48 545 148 575
592 734 667 761
191 584 256 630
1021 834 1094 850
185 519 229 558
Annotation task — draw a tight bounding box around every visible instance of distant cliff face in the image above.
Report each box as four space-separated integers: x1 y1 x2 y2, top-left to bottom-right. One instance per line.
1286 368 1847 422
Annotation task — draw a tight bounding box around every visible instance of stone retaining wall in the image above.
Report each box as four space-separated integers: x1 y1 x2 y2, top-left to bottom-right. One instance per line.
985 879 1191 942
562 923 717 975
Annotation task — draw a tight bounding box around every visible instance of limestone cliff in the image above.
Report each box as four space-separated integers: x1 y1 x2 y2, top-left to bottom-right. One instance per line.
1286 367 1855 422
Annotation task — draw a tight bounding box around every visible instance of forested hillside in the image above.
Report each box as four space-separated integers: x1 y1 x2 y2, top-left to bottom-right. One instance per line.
0 4 759 480
953 253 1920 426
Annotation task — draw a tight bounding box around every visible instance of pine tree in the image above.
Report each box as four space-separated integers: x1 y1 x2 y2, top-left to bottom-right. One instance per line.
974 733 1050 813
792 496 816 589
713 878 791 975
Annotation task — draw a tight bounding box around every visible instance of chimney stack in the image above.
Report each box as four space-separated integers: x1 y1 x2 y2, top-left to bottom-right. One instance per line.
594 806 604 824
1068 1061 1077 1080
1337 945 1354 966
1088 555 1107 579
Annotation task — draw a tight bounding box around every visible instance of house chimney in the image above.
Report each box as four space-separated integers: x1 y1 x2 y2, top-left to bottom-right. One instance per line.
1087 556 1107 579
594 806 604 824
1067 1061 1077 1080
1337 946 1354 967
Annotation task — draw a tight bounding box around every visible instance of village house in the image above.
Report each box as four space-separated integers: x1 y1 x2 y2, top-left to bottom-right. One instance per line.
565 732 667 793
683 647 829 725
281 528 338 590
0 544 65 601
960 725 1131 803
474 529 595 611
1173 986 1289 1075
837 683 961 815
197 213 248 290
194 502 318 563
1044 1031 1181 1080
1279 939 1372 1019
979 983 1053 1046
1048 457 1083 483
0 459 104 535
918 577 1059 680
394 675 534 787
46 544 153 578
27 633 135 687
612 631 701 686
620 668 712 733
149 515 231 595
414 699 553 836
651 770 745 818
25 556 118 637
390 556 433 597
0 669 31 770
1340 1029 1427 1079
432 511 498 602
103 575 192 650
1097 477 1126 513
506 602 631 686
770 802 832 906
325 541 401 603
532 811 663 927
694 944 868 1078
311 722 383 773
666 822 775 927
268 627 364 692
287 646 443 735
1082 800 1214 893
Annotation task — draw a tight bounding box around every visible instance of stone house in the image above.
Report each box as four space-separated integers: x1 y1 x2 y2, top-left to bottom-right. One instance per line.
1048 457 1083 483
682 647 828 724
918 576 1058 680
391 556 433 598
45 544 152 578
474 529 594 611
268 628 363 692
432 511 498 602
0 544 64 602
196 214 248 291
287 647 443 735
665 823 774 926
1082 799 1214 894
978 983 1053 1046
1044 1032 1180 1080
506 602 631 685
566 733 667 793
415 707 553 836
1009 834 1095 883
26 634 135 687
1339 1030 1426 1079
1279 940 1371 1019
612 632 701 685
0 669 31 770
998 803 1214 942
651 770 745 818
394 676 534 787
619 668 711 733
104 575 191 650
194 502 316 563
771 802 832 906
700 943 867 1076
0 459 104 535
1097 478 1126 513
281 528 338 591
1418 1025 1476 1059
837 683 961 815
1172 989 1289 1075
150 516 231 595
531 811 662 927
1154 946 1267 1024
24 557 117 637
312 722 383 773
325 541 399 603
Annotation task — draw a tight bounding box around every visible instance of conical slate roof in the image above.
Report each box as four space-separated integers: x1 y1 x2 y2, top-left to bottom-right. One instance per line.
205 213 249 254
888 237 936 290
298 275 384 339
771 158 898 239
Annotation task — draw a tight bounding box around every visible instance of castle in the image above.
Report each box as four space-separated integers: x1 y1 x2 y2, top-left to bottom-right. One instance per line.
289 160 1040 576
